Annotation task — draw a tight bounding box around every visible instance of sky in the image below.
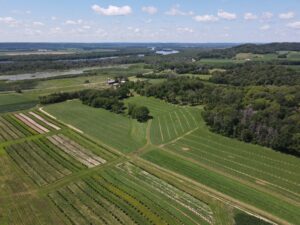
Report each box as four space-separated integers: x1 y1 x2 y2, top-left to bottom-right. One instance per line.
0 0 299 43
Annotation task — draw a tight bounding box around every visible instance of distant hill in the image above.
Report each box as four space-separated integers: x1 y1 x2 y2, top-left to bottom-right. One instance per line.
198 42 300 59
0 42 239 51
232 42 300 54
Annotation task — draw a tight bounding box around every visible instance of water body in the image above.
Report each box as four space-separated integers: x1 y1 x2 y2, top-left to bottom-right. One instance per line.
55 56 119 63
0 61 13 64
156 50 179 55
0 67 99 81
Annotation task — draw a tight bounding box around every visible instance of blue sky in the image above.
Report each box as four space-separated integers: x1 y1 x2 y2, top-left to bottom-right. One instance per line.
0 0 299 42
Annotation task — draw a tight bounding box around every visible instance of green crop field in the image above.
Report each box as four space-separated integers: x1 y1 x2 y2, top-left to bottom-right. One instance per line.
0 95 298 225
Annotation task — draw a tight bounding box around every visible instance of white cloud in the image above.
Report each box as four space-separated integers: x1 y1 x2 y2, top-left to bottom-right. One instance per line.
260 24 270 30
287 21 300 29
244 13 257 20
82 25 91 30
65 19 83 25
194 15 219 22
142 6 158 15
279 12 295 19
33 21 44 26
165 5 193 16
128 27 141 33
262 12 273 20
92 5 132 16
177 27 194 33
218 10 237 20
51 16 57 21
49 27 62 34
0 17 19 26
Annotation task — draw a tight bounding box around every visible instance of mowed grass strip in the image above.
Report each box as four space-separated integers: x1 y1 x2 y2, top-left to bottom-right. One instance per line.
150 107 201 145
124 96 178 117
44 100 147 153
168 135 300 201
142 149 300 225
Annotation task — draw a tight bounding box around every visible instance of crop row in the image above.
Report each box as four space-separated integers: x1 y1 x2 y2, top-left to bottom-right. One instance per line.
5 138 79 186
47 134 106 168
150 108 200 145
3 193 67 225
0 115 36 142
117 162 213 224
49 165 213 225
13 111 62 135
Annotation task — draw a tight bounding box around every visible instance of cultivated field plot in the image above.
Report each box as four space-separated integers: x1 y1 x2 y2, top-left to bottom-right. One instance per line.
0 194 67 225
49 164 213 225
142 149 300 225
150 107 201 145
47 134 106 168
0 154 67 225
5 131 113 186
44 100 147 153
165 127 300 202
14 111 61 134
0 93 37 113
5 139 74 186
0 114 37 142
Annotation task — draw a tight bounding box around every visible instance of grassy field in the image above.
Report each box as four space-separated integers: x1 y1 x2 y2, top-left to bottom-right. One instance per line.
1 94 299 225
0 94 38 113
44 100 147 153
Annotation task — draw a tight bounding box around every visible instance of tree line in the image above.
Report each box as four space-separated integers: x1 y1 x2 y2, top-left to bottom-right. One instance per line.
131 77 300 156
39 86 150 122
210 63 300 86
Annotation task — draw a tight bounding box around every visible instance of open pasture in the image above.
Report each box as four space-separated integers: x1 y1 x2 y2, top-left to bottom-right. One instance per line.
44 100 147 153
49 163 213 225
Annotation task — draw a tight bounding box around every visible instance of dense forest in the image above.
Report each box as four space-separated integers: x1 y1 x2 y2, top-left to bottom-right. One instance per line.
202 85 300 156
210 63 300 86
